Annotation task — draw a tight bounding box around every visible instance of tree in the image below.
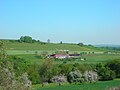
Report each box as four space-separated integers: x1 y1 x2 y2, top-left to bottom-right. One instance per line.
20 36 24 42
96 63 115 81
32 39 37 43
47 39 50 43
20 36 32 43
60 41 63 44
27 63 40 84
77 43 84 46
106 60 120 78
99 67 115 81
59 64 73 76
39 59 53 86
24 36 32 43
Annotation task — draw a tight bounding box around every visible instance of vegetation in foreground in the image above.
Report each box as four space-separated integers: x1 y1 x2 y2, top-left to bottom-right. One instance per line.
0 39 120 90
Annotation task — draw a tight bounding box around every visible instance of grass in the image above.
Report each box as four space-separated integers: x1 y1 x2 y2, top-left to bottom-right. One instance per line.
4 42 102 51
10 53 120 65
81 54 120 64
3 41 120 90
6 50 54 55
32 79 120 90
6 50 105 55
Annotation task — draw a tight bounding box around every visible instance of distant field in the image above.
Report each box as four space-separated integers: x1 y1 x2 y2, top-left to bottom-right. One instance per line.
4 41 120 65
6 50 104 55
6 50 53 55
82 54 120 63
32 79 120 90
4 42 102 51
10 54 120 65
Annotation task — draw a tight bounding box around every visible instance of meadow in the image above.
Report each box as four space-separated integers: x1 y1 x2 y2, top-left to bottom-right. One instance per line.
2 41 120 90
7 53 120 65
4 41 102 51
33 79 120 90
5 41 120 64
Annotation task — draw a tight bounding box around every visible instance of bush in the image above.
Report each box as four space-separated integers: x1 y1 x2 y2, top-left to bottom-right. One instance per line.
67 70 83 84
83 71 98 83
59 64 73 75
0 61 31 90
67 70 98 84
50 74 67 83
27 64 40 84
96 63 116 81
106 60 120 78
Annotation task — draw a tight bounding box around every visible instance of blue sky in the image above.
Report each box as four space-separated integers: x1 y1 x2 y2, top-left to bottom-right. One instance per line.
0 0 120 44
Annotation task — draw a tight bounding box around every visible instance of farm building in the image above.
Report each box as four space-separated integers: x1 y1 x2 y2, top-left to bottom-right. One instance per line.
48 54 81 59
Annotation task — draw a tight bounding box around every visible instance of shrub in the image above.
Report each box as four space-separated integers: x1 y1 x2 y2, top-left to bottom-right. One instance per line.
50 74 67 83
106 60 120 78
83 71 98 83
67 70 84 84
98 67 115 81
0 62 31 90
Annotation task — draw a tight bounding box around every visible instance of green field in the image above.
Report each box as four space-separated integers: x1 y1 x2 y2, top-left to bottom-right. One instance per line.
33 79 120 90
2 41 120 90
5 42 120 64
9 53 120 65
4 42 102 51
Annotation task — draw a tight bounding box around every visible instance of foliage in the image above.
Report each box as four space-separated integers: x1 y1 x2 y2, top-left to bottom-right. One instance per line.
106 60 120 78
96 63 116 81
83 71 98 83
67 70 84 84
39 59 53 85
9 55 30 76
73 63 93 73
0 41 7 60
20 36 33 43
50 75 67 83
0 41 31 90
27 63 40 84
0 65 31 90
77 43 84 46
67 70 98 84
59 64 73 75
60 41 63 44
47 39 50 43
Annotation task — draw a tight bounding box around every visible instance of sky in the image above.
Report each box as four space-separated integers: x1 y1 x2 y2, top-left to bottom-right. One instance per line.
0 0 120 44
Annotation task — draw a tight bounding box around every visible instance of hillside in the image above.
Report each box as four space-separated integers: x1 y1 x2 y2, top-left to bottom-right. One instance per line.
3 40 102 51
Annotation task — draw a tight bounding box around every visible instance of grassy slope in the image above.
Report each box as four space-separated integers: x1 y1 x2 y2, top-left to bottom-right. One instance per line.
4 42 101 51
33 79 120 90
4 41 106 55
4 41 120 64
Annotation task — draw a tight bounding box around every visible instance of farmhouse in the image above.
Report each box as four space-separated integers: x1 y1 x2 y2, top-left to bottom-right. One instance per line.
68 54 81 58
48 54 81 59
